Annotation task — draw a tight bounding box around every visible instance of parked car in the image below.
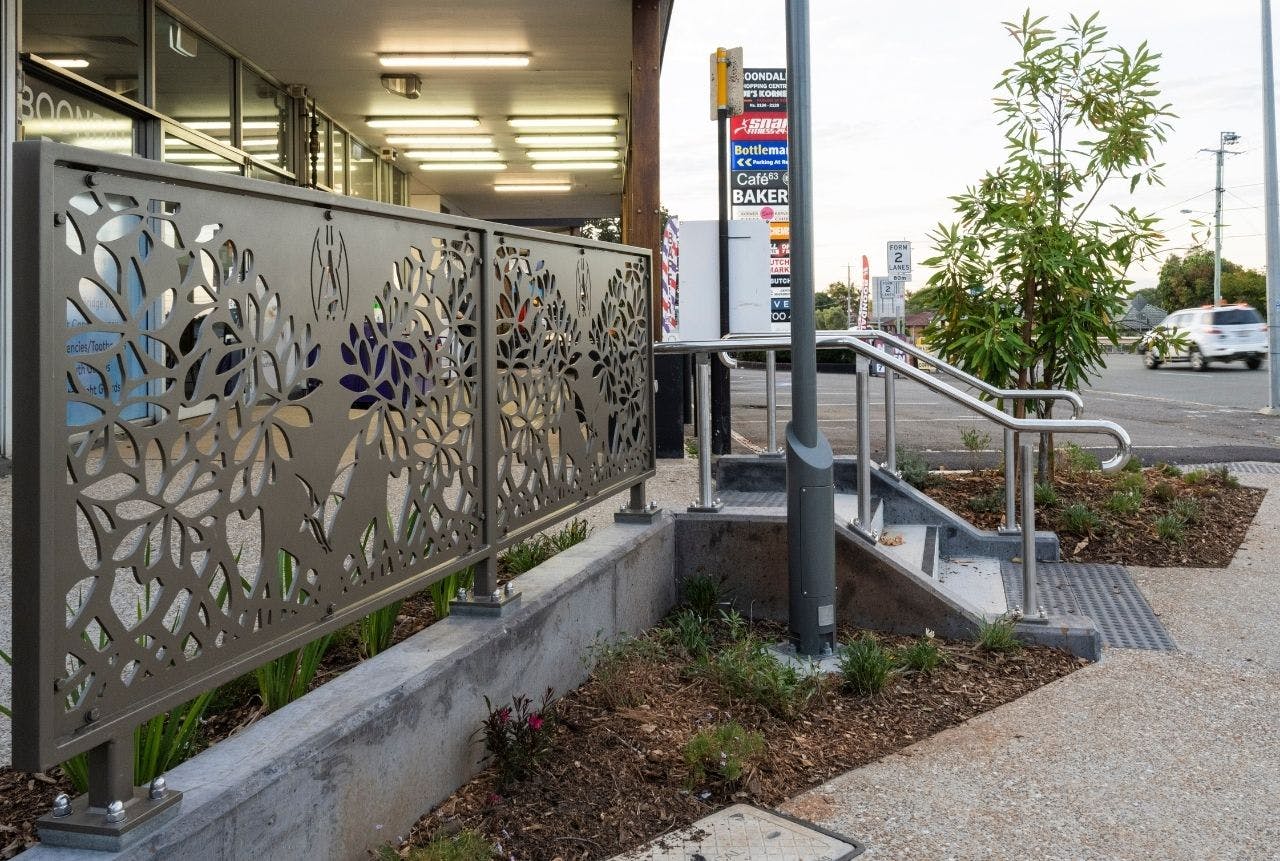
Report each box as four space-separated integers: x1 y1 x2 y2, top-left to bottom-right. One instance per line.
1143 304 1267 371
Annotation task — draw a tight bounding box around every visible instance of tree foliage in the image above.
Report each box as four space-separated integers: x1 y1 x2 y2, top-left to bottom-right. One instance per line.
918 11 1172 414
1155 250 1267 316
815 280 856 330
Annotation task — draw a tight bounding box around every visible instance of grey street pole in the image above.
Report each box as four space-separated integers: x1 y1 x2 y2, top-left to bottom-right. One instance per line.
784 0 837 657
1263 0 1280 412
1210 130 1242 307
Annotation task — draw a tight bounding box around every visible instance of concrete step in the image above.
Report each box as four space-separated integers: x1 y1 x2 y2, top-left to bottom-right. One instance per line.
834 492 882 539
936 556 1009 617
873 523 942 580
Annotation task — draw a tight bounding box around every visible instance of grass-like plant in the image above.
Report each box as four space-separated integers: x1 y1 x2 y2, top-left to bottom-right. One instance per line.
376 830 494 861
967 489 1004 513
1209 465 1240 487
1155 513 1186 543
976 616 1022 652
499 537 551 576
669 608 710 660
1183 468 1207 486
1060 502 1103 535
255 633 334 714
1171 498 1201 525
584 634 663 710
895 631 944 673
1034 481 1058 506
1059 443 1101 473
838 634 895 695
1152 480 1178 504
1115 470 1146 493
681 573 723 619
682 722 765 790
427 565 476 619
358 599 404 659
1122 455 1143 473
1156 462 1183 478
684 437 698 458
706 635 820 720
548 518 590 552
1106 490 1142 517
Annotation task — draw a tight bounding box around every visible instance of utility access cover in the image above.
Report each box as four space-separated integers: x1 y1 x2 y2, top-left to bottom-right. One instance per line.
612 804 863 861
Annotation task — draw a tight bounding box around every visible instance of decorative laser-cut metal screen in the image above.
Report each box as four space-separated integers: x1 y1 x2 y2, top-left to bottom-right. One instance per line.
10 143 653 770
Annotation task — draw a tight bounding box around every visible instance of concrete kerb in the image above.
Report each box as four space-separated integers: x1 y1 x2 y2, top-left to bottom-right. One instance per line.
20 517 678 861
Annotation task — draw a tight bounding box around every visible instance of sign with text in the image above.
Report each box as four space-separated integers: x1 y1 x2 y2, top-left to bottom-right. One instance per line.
730 112 788 140
730 140 788 171
743 67 787 111
732 204 789 222
874 276 905 320
887 241 912 282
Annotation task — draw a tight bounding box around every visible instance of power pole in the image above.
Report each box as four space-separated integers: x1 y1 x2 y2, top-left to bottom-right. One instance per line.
1262 0 1280 413
1207 131 1242 306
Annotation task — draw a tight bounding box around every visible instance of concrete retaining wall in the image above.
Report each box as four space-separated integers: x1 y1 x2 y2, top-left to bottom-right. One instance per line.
22 518 676 861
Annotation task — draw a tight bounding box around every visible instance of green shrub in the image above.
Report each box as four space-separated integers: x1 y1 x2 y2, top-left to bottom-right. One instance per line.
670 608 710 659
896 631 944 673
897 445 931 489
1106 490 1142 517
1156 462 1183 477
1183 468 1207 486
548 518 590 552
682 573 724 619
683 722 765 789
976 616 1022 652
1060 443 1101 472
1034 481 1058 506
1060 503 1103 535
1171 498 1201 525
1122 455 1143 473
684 437 699 458
838 634 895 695
707 636 820 719
1152 480 1178 503
960 427 992 471
1209 465 1240 487
499 536 553 575
1115 471 1146 493
1156 513 1186 543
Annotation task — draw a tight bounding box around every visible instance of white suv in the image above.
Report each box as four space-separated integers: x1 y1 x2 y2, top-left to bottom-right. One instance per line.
1144 304 1267 370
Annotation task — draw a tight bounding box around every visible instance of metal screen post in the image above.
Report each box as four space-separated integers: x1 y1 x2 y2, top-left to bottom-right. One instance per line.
689 352 721 511
1003 428 1018 532
856 367 873 534
1020 442 1045 620
87 737 134 811
765 350 781 455
883 369 897 474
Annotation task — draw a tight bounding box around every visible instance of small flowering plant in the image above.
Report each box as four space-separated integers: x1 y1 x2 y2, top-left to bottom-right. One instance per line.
477 688 558 788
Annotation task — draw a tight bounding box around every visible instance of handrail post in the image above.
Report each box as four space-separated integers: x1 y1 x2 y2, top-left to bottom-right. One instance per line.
690 352 721 511
1002 427 1018 533
883 368 897 474
1020 441 1046 621
765 349 780 455
856 367 873 534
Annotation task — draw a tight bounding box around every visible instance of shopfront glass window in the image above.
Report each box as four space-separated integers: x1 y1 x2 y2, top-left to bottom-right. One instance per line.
313 115 331 188
331 127 347 195
242 68 291 175
154 10 232 134
19 73 135 155
162 132 242 175
22 0 143 102
349 140 375 199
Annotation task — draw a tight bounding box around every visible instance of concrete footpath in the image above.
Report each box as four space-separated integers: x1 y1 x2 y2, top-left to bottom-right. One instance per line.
781 469 1280 861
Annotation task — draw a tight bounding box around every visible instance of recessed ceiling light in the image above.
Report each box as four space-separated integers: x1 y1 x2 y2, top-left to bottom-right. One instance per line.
48 57 90 69
367 116 480 130
403 149 501 160
514 134 617 146
531 161 617 171
379 53 530 68
384 135 494 147
495 183 572 193
526 149 620 161
419 162 507 171
507 116 619 129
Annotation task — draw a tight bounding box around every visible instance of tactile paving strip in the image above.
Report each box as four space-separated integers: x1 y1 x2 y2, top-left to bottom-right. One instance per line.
717 489 787 508
611 804 864 861
1189 461 1280 475
1001 562 1177 651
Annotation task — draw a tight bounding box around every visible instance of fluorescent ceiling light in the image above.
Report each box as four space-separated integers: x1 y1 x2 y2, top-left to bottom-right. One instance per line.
48 57 90 69
165 151 233 163
183 120 278 131
531 161 617 171
526 149 619 161
385 135 493 147
515 134 617 146
495 183 571 193
367 116 480 130
404 149 501 160
241 138 281 150
379 53 530 68
508 116 619 129
419 162 507 171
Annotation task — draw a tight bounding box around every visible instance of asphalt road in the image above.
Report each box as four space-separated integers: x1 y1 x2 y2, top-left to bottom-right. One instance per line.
728 353 1280 467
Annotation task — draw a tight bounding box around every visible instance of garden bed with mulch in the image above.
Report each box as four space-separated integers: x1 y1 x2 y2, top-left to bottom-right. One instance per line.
920 461 1264 567
387 612 1082 860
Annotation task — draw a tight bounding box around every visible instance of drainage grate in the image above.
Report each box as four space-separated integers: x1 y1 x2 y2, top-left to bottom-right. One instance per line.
611 804 863 861
1001 562 1177 651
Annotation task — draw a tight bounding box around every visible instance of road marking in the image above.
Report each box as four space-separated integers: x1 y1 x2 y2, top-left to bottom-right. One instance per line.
1087 389 1261 413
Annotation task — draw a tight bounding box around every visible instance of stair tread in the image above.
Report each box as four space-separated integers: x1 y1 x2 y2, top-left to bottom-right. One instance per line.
937 557 1009 616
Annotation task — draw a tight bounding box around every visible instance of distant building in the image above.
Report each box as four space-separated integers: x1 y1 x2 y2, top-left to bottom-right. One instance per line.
1120 296 1166 333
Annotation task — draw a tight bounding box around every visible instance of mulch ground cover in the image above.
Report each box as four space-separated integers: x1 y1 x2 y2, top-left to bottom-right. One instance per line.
391 618 1082 860
921 463 1264 567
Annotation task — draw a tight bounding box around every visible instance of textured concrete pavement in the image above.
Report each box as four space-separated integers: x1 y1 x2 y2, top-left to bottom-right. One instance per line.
782 471 1280 861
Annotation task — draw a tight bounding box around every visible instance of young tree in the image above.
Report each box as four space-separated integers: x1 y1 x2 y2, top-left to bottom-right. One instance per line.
917 11 1172 477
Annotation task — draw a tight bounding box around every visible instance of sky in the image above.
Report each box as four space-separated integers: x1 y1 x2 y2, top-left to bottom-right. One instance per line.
658 1 1273 297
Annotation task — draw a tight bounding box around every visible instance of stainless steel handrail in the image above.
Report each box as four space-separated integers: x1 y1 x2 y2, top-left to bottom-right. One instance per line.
726 330 1085 419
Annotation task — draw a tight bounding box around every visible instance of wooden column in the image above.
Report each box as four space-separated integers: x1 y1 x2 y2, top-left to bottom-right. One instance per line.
622 0 662 341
